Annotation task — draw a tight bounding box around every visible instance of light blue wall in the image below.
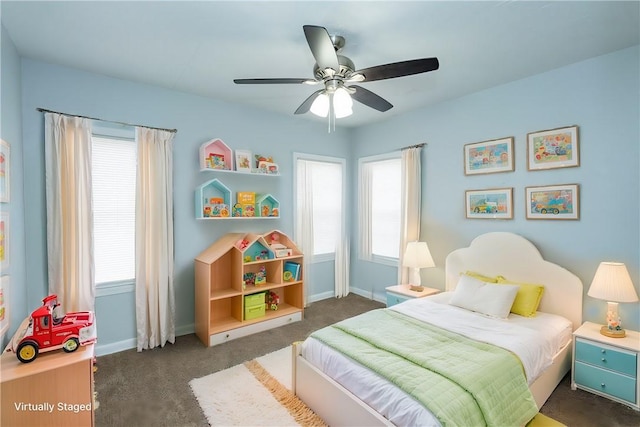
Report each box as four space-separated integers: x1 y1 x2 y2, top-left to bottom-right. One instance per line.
0 24 27 349
18 58 351 354
6 39 639 353
350 46 640 331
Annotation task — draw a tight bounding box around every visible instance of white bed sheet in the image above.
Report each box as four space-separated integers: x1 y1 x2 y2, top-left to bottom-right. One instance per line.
301 293 572 427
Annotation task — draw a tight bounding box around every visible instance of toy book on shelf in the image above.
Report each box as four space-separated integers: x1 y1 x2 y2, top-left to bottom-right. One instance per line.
283 261 300 282
254 154 279 175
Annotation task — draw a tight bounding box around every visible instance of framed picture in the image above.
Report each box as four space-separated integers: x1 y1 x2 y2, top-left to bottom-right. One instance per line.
465 188 513 219
527 125 579 170
0 140 10 203
464 137 514 175
0 212 8 270
235 149 252 173
525 184 579 220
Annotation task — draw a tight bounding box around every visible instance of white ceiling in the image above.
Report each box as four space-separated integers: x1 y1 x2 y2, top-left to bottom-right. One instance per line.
2 1 639 128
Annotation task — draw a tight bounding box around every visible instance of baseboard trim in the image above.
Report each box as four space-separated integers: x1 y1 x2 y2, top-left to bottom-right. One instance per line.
95 291 380 357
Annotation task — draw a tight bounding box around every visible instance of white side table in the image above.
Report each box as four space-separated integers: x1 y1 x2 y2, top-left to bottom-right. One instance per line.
572 321 639 411
385 284 440 307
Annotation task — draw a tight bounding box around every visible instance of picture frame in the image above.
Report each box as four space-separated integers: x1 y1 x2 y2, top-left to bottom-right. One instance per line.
235 149 252 173
0 212 8 270
0 139 10 203
525 184 579 220
527 125 579 171
465 188 513 219
464 137 514 175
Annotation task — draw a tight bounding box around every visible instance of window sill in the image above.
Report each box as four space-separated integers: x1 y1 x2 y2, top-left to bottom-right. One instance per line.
96 280 135 297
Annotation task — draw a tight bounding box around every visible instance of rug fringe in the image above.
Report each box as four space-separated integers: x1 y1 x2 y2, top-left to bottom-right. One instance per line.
245 359 327 427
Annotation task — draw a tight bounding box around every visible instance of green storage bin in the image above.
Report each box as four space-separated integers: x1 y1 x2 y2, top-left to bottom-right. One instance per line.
244 292 265 307
244 303 266 320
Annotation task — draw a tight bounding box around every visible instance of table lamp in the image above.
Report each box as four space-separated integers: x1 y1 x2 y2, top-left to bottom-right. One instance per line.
587 262 639 338
402 241 435 292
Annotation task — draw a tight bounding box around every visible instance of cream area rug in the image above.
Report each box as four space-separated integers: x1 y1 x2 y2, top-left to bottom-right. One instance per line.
189 346 326 427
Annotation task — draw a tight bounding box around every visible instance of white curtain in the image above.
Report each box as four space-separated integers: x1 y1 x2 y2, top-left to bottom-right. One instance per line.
397 146 423 284
135 127 175 351
295 160 314 305
335 237 350 297
357 162 373 260
44 113 95 313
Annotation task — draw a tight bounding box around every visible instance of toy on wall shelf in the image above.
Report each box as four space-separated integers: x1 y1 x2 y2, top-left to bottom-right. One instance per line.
235 239 249 250
232 203 243 217
266 291 280 310
8 294 97 363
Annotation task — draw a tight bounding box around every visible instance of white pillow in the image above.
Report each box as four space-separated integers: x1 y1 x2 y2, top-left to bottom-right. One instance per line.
449 275 519 319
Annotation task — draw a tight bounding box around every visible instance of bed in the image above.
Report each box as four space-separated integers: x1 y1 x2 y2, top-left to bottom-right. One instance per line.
292 232 583 426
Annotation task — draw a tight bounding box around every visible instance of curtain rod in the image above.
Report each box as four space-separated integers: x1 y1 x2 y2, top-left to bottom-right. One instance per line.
36 108 177 134
401 142 426 150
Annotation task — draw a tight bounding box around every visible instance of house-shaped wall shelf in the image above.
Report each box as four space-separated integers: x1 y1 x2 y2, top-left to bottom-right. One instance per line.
196 178 232 219
256 194 280 218
200 138 232 171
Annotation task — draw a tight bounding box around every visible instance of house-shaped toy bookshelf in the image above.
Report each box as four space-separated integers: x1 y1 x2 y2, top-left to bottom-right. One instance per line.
200 138 232 171
194 230 304 346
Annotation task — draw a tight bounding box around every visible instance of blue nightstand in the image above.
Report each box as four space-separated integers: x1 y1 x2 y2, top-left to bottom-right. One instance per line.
385 285 439 307
572 321 639 411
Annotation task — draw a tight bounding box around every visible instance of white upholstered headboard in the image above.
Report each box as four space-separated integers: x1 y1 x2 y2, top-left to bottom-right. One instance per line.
445 232 583 330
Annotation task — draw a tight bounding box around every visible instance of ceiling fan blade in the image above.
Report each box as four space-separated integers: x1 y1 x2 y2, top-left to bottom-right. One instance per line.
234 78 312 85
350 85 393 112
356 57 439 82
303 25 340 72
294 89 324 115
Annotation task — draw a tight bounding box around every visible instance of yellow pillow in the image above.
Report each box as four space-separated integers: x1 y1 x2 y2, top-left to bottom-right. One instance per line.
463 271 499 283
496 277 545 317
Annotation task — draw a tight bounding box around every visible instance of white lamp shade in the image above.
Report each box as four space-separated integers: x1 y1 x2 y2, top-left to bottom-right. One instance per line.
402 242 435 269
588 262 639 303
333 87 353 118
310 93 329 117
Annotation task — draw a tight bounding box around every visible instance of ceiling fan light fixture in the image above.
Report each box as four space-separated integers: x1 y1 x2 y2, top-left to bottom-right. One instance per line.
333 87 353 118
310 92 329 117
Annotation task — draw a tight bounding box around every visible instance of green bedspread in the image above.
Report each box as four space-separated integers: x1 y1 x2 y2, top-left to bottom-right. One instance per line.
310 309 538 427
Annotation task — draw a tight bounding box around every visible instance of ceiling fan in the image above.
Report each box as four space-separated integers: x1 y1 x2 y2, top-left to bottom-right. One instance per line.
234 25 439 128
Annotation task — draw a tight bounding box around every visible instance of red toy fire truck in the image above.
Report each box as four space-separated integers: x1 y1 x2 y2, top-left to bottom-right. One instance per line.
9 294 96 363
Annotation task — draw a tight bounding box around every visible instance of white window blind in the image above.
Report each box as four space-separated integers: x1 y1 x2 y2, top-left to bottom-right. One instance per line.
359 154 401 262
309 160 343 256
91 136 137 284
294 155 345 261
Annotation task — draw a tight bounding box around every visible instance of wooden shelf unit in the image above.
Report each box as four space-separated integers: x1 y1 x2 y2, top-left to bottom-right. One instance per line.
194 230 304 346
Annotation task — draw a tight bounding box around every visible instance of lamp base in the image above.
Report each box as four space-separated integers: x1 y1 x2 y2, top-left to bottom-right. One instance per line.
409 285 425 292
600 325 626 338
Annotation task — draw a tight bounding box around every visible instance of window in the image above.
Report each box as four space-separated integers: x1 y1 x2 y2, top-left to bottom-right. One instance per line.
294 154 345 261
91 132 137 285
358 153 402 264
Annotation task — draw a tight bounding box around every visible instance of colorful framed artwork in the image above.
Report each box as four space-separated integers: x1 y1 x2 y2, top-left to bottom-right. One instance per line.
465 188 513 219
0 212 8 270
527 125 579 170
525 184 579 220
0 140 9 203
464 137 514 175
235 149 252 173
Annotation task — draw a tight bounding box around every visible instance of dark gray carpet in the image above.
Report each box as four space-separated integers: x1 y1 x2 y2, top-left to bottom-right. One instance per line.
94 294 640 426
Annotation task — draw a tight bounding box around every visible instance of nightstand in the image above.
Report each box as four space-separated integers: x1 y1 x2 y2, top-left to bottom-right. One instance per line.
385 284 440 307
572 321 639 411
